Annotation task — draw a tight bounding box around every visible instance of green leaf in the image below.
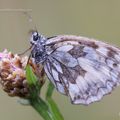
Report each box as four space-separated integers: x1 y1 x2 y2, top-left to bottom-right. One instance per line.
26 65 41 98
26 65 37 86
46 82 64 120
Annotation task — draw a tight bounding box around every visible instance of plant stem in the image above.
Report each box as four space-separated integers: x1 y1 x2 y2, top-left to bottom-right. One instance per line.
26 66 64 120
46 82 64 120
30 96 54 120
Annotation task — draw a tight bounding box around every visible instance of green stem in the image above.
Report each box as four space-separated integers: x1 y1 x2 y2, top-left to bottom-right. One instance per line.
30 96 54 120
46 82 64 120
26 65 64 120
46 82 54 99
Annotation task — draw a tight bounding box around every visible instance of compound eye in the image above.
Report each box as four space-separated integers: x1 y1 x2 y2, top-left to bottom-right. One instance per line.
33 34 39 41
32 31 40 41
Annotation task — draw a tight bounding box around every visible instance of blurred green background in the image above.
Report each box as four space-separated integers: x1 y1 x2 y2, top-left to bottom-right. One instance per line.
0 0 120 120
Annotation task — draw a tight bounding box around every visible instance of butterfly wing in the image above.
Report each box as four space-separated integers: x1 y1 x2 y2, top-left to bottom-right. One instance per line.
44 35 120 105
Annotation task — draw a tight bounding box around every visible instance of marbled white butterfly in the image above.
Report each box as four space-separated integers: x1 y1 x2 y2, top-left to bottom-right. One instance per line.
30 31 120 105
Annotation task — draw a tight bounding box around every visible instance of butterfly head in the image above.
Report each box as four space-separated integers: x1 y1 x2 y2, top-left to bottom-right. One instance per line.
30 31 46 45
30 31 40 45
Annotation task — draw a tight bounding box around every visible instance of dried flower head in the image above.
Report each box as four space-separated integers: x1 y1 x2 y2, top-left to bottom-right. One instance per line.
0 49 40 98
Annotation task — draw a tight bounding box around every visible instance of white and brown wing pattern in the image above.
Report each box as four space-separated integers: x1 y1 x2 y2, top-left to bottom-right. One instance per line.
44 35 120 105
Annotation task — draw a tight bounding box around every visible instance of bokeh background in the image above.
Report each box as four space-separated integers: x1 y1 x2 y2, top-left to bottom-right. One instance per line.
0 0 120 120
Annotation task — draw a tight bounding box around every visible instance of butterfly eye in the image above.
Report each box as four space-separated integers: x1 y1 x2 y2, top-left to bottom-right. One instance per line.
33 35 39 41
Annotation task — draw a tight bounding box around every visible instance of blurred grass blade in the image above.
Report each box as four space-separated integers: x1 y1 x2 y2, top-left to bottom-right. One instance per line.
46 82 64 120
26 65 37 86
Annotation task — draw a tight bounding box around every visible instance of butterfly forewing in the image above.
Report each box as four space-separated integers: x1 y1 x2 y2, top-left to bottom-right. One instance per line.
43 35 120 105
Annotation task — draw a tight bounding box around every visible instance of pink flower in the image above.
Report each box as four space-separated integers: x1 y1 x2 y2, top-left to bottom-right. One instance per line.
0 49 37 97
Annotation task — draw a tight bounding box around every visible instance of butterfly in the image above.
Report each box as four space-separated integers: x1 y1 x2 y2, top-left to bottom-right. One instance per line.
30 31 120 105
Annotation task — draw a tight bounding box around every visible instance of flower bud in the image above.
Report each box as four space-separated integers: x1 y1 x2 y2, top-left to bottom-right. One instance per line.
0 49 39 98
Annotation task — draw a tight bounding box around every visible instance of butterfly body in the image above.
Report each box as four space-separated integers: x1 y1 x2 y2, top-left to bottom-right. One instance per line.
31 32 48 63
30 31 120 105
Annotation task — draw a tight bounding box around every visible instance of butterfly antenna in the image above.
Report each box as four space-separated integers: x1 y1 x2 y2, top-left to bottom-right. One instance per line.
23 11 38 33
26 52 32 67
